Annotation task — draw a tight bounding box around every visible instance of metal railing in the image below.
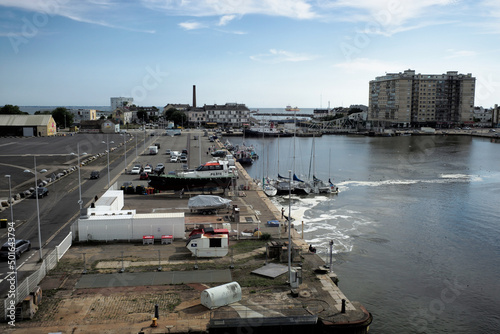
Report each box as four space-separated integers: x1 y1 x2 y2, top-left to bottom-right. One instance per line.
1 232 72 321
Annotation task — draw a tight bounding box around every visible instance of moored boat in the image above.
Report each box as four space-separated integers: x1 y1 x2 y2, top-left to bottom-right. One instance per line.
148 161 234 192
285 105 300 111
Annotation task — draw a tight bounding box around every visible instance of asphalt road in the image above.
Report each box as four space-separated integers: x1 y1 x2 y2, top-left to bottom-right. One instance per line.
0 128 218 298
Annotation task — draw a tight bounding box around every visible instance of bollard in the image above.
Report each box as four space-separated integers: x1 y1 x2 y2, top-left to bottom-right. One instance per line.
155 304 159 319
151 317 158 327
341 299 346 313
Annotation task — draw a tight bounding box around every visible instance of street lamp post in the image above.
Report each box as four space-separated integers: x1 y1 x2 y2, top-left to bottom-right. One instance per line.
4 175 17 290
122 133 127 172
102 135 114 189
71 143 86 210
23 156 47 261
288 169 292 285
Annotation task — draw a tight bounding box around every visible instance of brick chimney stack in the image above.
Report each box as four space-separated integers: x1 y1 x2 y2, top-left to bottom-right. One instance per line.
193 85 196 108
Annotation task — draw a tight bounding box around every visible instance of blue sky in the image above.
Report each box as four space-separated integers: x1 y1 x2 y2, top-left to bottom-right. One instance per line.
1 0 499 109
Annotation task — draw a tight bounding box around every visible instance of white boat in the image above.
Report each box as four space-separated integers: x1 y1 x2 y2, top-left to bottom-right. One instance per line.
188 195 232 214
263 183 277 197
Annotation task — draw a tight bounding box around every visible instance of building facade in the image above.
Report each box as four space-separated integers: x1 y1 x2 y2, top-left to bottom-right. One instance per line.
204 103 250 127
368 69 476 128
69 109 97 123
110 97 133 111
112 108 133 125
0 115 57 136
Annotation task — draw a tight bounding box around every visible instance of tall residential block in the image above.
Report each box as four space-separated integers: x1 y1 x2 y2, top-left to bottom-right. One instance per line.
368 69 476 128
110 97 133 111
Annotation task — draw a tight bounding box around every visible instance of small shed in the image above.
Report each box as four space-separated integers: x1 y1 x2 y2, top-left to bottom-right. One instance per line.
201 282 242 309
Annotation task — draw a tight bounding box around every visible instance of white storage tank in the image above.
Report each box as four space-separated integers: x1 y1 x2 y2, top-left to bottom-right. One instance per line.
200 282 242 309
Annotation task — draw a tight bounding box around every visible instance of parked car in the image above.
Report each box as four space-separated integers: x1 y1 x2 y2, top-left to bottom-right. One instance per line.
180 155 188 163
144 165 153 173
165 149 171 155
139 172 149 180
130 165 142 174
90 170 100 179
211 150 226 158
0 239 31 259
154 163 165 175
170 155 178 163
182 149 188 155
31 187 49 198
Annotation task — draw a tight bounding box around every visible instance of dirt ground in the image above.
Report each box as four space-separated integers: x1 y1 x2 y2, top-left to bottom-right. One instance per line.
2 238 306 334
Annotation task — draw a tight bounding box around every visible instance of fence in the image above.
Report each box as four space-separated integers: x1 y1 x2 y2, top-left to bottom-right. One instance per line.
1 232 73 321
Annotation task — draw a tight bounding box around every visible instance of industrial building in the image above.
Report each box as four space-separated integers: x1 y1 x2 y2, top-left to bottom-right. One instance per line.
0 114 57 136
77 190 185 242
368 69 476 128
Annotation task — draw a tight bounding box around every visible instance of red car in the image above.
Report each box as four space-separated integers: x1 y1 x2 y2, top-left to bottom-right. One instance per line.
139 172 149 180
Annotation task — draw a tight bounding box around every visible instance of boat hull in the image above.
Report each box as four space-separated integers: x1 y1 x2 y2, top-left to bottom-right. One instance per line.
149 174 232 192
244 129 293 138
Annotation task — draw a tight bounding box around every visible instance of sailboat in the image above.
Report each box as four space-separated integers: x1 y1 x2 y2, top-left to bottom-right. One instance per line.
309 135 332 194
327 148 339 194
261 142 277 197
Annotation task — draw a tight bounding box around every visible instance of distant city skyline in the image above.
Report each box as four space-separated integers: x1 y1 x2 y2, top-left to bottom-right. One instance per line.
1 1 499 108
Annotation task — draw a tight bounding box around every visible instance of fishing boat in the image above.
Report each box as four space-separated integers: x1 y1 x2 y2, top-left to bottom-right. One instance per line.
244 122 292 137
285 105 300 111
148 161 233 192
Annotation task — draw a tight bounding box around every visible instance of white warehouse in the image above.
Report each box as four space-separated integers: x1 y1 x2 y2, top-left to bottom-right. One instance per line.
77 190 185 242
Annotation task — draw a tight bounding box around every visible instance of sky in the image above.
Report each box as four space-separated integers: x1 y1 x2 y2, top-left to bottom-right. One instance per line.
0 0 499 109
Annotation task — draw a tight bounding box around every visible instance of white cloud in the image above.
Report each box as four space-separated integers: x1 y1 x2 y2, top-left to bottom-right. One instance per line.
320 0 461 36
178 21 206 30
218 14 236 26
0 0 156 33
141 0 316 19
444 49 478 59
250 49 318 63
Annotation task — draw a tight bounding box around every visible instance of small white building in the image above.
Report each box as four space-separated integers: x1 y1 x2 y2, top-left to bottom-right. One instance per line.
77 190 185 242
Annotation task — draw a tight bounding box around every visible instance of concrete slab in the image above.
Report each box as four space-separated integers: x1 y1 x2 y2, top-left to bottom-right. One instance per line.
75 269 232 289
251 263 288 279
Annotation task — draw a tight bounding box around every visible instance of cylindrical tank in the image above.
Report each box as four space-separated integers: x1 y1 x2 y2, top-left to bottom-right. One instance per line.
200 282 242 309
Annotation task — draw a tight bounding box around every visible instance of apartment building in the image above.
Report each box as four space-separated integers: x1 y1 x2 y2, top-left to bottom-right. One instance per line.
69 109 97 123
204 103 250 127
110 97 133 111
368 69 476 128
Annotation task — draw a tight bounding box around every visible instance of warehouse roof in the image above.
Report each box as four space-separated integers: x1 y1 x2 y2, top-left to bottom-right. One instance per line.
0 114 54 126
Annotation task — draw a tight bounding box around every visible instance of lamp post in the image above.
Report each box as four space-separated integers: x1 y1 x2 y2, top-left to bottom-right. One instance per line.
23 157 47 261
288 169 292 285
102 135 114 188
122 133 127 172
71 143 87 210
4 175 17 294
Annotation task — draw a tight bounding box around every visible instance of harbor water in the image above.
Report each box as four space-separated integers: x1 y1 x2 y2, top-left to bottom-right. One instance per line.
232 134 500 333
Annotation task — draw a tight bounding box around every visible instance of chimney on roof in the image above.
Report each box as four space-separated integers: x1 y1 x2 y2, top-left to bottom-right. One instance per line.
193 85 196 108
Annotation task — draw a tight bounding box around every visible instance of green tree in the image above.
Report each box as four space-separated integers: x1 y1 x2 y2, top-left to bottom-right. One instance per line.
34 110 51 115
170 110 187 127
0 104 27 114
51 107 74 128
137 110 148 123
164 107 177 120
